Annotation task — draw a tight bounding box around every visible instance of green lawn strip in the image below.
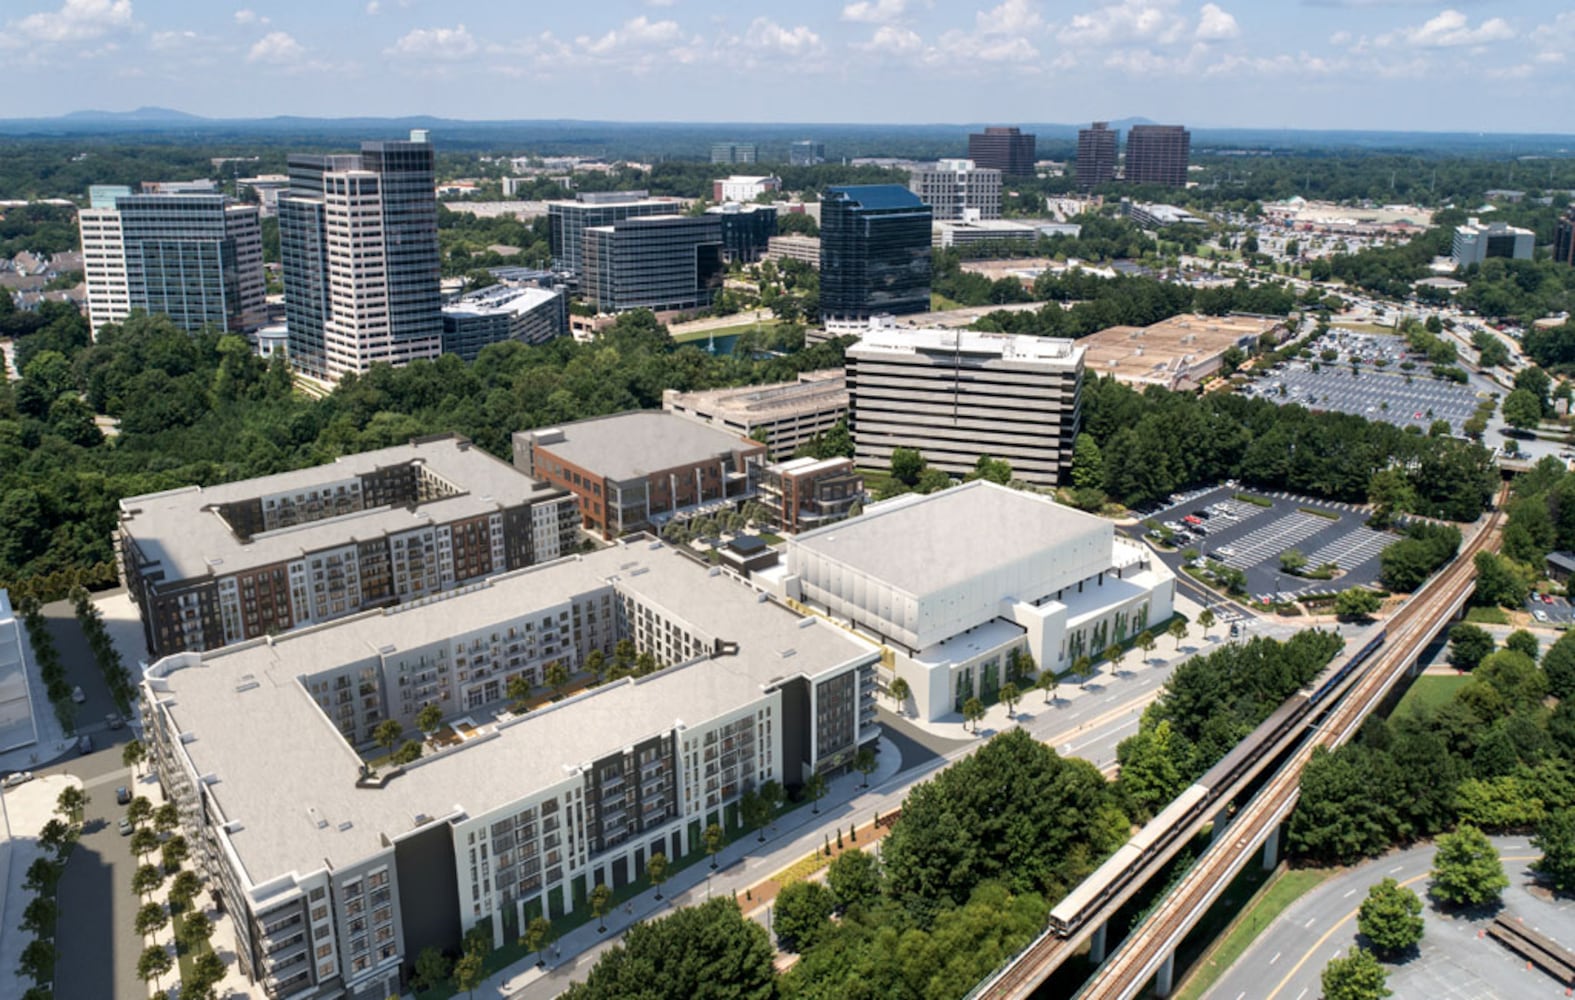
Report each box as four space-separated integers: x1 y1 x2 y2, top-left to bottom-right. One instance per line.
169 900 214 985
1394 673 1472 717
1174 867 1332 1000
1233 492 1272 507
669 319 779 344
1298 506 1340 520
1464 606 1509 625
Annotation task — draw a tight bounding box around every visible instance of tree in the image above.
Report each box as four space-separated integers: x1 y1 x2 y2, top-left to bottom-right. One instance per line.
1321 946 1391 1000
854 745 877 788
889 675 911 712
1504 629 1540 663
773 879 835 952
1037 668 1059 705
1358 878 1424 957
1071 434 1105 491
153 803 180 836
38 817 75 857
546 660 570 699
1503 388 1543 431
999 681 1021 721
1431 824 1508 907
1280 548 1308 574
188 952 226 1000
20 895 56 938
131 827 159 857
1474 550 1532 609
131 863 164 897
890 447 925 486
179 910 214 950
18 937 54 984
704 822 725 869
1447 623 1495 671
739 789 769 841
122 738 146 772
372 718 403 752
1197 607 1216 637
646 852 670 900
827 848 883 913
453 945 486 997
128 795 153 827
584 649 606 686
54 785 86 823
1168 617 1188 652
412 946 452 992
1139 629 1157 661
916 467 953 494
136 945 173 989
962 696 985 733
522 915 554 966
1534 807 1575 893
805 771 827 814
161 834 189 873
589 882 614 932
1335 588 1383 620
415 703 443 734
168 870 202 910
560 898 773 1000
134 900 168 937
1547 631 1575 700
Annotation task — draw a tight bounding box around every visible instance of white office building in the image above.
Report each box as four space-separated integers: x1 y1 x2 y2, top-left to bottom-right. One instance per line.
780 481 1175 722
1451 217 1535 267
907 159 1002 221
847 320 1085 487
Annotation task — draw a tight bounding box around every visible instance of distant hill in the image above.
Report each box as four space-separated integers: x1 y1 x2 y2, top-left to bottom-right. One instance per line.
59 107 207 123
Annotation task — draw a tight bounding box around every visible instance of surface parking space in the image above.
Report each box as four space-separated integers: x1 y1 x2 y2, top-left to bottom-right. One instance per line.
1243 364 1481 436
1526 594 1575 628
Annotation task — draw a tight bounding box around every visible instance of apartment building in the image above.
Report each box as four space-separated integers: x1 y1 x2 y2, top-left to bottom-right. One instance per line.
141 540 879 1000
1076 122 1119 191
545 191 687 278
1124 125 1191 187
581 215 725 314
819 185 932 323
441 285 568 361
116 435 578 657
79 185 266 336
712 175 781 202
967 126 1036 176
514 412 767 538
847 321 1085 487
662 369 848 461
758 457 864 534
279 131 444 381
780 481 1174 721
907 159 1002 221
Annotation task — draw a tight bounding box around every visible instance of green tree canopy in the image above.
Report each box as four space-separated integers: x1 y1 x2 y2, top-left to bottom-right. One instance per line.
1357 878 1424 957
561 897 774 1000
1320 946 1392 1000
1431 824 1508 907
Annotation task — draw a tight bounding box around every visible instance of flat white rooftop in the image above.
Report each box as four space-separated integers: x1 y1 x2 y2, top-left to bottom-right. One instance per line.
851 324 1083 368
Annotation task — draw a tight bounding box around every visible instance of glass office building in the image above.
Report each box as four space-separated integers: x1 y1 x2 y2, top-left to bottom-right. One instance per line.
819 185 932 322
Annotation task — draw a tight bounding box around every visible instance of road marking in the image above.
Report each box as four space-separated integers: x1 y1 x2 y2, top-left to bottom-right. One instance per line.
1389 865 1404 873
1342 888 1356 898
1270 951 1281 965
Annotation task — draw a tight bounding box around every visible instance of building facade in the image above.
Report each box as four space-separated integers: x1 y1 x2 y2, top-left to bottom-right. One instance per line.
765 235 821 268
710 142 758 165
967 127 1036 176
279 131 444 381
789 141 825 166
1076 122 1119 191
847 321 1084 486
545 191 685 277
441 285 568 361
662 370 848 461
781 481 1174 722
0 590 38 753
1555 208 1575 267
79 186 266 336
140 539 879 1000
759 457 863 534
907 159 1002 221
117 435 578 657
707 203 778 263
514 412 767 538
1452 218 1536 267
1124 125 1191 187
712 175 781 202
819 185 932 323
581 215 725 314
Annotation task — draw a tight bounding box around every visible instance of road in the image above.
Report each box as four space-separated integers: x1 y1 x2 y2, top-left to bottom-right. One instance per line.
1204 837 1563 1000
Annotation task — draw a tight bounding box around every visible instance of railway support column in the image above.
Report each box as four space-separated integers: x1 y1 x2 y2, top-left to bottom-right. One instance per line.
1211 805 1230 843
1090 922 1108 964
1155 950 1177 996
1262 824 1281 870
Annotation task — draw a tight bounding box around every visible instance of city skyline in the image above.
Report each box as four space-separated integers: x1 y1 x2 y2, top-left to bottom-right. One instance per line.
0 1 1569 133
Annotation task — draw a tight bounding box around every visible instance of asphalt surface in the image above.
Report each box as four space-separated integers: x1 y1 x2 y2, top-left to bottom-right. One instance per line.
1203 836 1570 1000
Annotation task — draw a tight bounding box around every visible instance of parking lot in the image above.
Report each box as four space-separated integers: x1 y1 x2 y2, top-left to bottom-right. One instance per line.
1144 484 1395 605
1525 594 1575 628
1244 365 1482 435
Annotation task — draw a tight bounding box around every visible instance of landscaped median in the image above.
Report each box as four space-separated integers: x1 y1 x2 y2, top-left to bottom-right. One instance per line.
1174 866 1333 1000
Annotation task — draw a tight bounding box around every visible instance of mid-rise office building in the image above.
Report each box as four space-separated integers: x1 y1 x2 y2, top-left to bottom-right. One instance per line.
1124 125 1191 188
1556 208 1575 267
847 320 1084 486
441 285 568 361
1076 122 1119 191
967 126 1036 176
765 235 821 269
710 142 758 165
1452 217 1536 267
663 370 848 461
706 203 778 263
545 191 686 277
142 538 879 1000
116 435 578 657
790 140 826 166
780 481 1173 721
514 411 767 538
79 186 266 336
907 159 1002 221
712 175 781 203
279 130 443 381
759 457 863 534
819 185 932 323
581 214 725 314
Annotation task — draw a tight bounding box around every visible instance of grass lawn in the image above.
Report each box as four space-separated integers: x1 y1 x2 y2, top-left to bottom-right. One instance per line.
169 901 214 984
669 319 780 344
930 292 967 312
1393 673 1471 716
1464 606 1510 625
1175 867 1332 1000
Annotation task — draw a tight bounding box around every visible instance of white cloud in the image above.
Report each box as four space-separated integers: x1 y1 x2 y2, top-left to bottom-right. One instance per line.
365 1 380 13
842 0 906 24
577 16 682 57
1384 9 1514 48
247 30 304 64
150 29 199 50
977 0 1043 36
854 24 923 53
1057 0 1184 47
1195 3 1239 41
386 23 478 59
647 0 676 5
743 18 822 57
12 0 133 43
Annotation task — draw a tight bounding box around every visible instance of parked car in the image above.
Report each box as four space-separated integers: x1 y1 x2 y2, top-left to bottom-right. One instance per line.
116 786 131 805
2 771 33 789
70 686 86 704
1216 546 1237 558
1535 609 1550 623
105 714 123 731
118 817 133 836
77 735 92 755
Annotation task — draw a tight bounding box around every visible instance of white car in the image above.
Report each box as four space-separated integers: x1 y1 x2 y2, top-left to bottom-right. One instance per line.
1535 609 1550 623
2 771 33 789
1216 547 1237 558
71 686 85 704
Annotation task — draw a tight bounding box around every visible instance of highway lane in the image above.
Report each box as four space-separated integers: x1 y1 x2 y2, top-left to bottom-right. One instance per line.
1202 837 1563 1000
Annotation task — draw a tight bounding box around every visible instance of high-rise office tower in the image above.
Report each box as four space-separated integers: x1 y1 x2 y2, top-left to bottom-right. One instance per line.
78 185 265 337
582 214 725 313
1076 122 1120 192
967 126 1036 176
546 191 685 277
1124 125 1191 187
278 130 442 381
710 142 758 165
908 159 1002 221
1555 208 1575 267
789 140 826 166
819 185 932 322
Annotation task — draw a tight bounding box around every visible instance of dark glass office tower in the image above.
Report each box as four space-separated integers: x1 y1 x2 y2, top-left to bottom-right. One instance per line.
967 126 1036 177
1124 125 1191 187
819 185 932 322
1555 208 1575 267
1076 123 1119 192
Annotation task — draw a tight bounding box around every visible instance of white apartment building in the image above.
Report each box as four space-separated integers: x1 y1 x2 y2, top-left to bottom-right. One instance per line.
142 539 879 1000
712 175 781 202
78 204 128 333
779 481 1175 722
847 320 1085 487
907 159 1002 221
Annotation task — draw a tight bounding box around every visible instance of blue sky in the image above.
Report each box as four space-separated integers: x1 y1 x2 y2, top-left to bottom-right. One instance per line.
1 0 1570 132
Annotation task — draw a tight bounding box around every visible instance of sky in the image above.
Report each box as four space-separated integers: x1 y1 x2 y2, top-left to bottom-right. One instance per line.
1 0 1571 132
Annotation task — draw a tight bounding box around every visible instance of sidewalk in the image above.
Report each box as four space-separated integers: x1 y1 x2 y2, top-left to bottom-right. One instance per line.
0 773 83 1000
